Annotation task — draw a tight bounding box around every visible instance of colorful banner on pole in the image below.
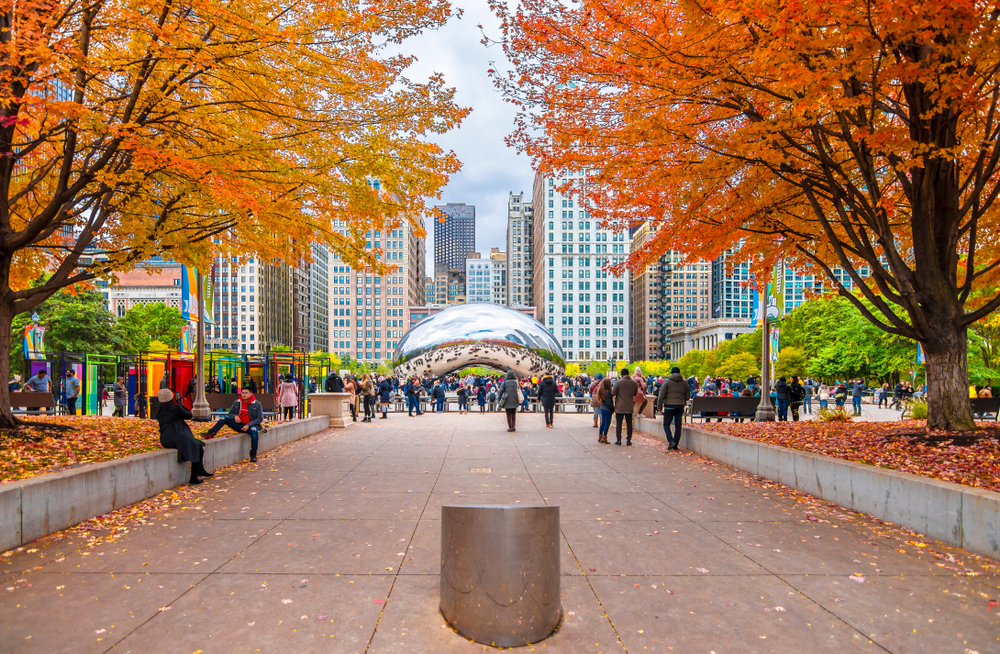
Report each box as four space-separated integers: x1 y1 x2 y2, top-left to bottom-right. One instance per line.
750 281 782 329
23 323 45 359
916 342 925 365
180 265 214 324
180 324 195 353
769 326 780 362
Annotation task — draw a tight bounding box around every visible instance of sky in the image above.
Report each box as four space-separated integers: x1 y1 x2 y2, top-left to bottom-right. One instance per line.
401 2 533 277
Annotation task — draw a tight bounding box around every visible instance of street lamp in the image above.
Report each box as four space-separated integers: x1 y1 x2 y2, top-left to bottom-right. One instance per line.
191 269 211 421
755 278 776 422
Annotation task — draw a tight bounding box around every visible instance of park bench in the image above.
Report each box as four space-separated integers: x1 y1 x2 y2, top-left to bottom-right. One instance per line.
10 391 58 415
971 396 1000 420
687 396 760 423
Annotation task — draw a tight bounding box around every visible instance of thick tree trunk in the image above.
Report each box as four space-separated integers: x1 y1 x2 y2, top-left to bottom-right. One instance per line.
922 324 974 431
0 299 18 429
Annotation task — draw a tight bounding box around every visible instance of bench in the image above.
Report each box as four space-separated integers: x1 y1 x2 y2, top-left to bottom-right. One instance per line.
687 396 760 422
971 396 1000 420
10 392 58 415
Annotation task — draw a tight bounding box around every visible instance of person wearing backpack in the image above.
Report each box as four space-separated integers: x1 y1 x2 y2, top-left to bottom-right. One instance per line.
537 373 558 428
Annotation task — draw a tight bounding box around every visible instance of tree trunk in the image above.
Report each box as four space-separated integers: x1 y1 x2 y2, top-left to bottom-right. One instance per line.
0 299 19 429
923 324 975 431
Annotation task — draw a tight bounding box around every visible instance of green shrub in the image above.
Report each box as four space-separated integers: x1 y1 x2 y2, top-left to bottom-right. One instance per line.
907 399 928 420
817 407 853 422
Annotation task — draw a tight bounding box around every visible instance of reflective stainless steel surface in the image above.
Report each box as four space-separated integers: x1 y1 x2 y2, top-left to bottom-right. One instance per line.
392 304 565 378
440 505 561 647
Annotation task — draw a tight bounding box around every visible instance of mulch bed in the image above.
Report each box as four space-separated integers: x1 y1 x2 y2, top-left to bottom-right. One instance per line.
696 420 1000 492
0 417 218 484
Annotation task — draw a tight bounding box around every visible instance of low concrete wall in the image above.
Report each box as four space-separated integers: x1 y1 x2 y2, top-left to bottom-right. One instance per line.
636 416 1000 560
1 416 330 551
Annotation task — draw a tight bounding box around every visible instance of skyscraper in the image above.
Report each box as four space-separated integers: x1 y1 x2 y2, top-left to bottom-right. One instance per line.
532 170 629 363
207 253 294 353
466 248 507 305
309 243 329 353
326 216 425 363
433 203 476 273
505 192 533 307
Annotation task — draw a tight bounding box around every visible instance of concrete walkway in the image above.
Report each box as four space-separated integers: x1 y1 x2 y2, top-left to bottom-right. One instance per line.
2 411 997 653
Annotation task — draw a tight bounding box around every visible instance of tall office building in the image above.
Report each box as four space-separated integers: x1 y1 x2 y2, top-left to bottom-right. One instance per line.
309 243 329 353
711 250 754 320
532 170 629 363
207 254 294 353
424 276 436 304
326 216 425 362
291 258 311 352
433 203 476 273
435 268 465 304
505 192 533 307
465 248 507 305
630 222 712 360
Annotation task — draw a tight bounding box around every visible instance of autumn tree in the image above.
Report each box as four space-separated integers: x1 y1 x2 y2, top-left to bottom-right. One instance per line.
0 0 468 426
492 0 1000 429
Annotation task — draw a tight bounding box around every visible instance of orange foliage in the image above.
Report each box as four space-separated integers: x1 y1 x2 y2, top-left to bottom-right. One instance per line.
0 0 468 302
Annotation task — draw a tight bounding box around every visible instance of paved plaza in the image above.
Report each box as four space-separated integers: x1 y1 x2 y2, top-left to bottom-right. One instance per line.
2 411 998 653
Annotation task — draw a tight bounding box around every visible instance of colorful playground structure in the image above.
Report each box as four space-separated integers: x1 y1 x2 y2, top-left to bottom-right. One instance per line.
14 350 336 417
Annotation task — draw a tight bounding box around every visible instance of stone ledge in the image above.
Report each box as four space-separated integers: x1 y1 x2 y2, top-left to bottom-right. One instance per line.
0 416 330 551
635 416 999 560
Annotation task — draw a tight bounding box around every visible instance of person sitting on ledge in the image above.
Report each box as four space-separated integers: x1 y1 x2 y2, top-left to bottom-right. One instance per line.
204 387 263 463
155 388 214 485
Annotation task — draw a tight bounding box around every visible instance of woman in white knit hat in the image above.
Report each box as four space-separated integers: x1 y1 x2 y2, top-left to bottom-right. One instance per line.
155 388 214 485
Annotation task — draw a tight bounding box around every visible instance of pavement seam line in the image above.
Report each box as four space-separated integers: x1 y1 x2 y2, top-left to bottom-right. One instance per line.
363 422 457 654
98 430 338 654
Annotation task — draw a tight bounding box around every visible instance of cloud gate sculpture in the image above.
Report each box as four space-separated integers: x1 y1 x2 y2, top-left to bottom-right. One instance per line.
392 304 565 378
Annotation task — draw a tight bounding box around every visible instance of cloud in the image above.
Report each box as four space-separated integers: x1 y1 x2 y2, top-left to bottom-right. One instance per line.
402 2 532 277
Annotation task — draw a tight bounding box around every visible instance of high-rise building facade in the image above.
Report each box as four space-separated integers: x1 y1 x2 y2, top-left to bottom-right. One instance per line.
326 217 425 362
630 221 713 361
207 255 293 353
433 203 476 273
424 276 436 304
465 248 507 305
309 243 329 353
505 192 533 307
291 258 311 352
532 170 630 363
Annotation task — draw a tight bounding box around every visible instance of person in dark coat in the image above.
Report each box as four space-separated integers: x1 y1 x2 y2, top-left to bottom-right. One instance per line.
774 377 791 421
655 367 691 450
537 374 558 428
611 369 639 445
789 376 804 421
325 370 344 393
496 370 521 432
378 376 392 419
476 384 487 413
155 388 213 485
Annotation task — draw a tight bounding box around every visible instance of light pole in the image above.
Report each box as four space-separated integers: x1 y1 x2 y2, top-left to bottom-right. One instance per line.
755 278 775 422
191 269 211 421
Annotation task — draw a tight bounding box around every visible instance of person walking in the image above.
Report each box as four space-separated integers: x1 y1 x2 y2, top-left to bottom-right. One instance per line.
632 367 648 418
789 375 804 421
597 378 614 443
203 387 264 463
155 388 214 485
476 384 487 413
112 376 128 417
497 370 521 432
64 369 81 415
851 379 866 416
611 368 638 445
378 376 392 419
818 382 830 410
538 373 558 428
277 374 298 422
404 377 423 416
655 366 690 450
343 375 358 421
802 379 814 414
360 373 375 422
456 384 469 414
433 380 446 413
774 376 791 421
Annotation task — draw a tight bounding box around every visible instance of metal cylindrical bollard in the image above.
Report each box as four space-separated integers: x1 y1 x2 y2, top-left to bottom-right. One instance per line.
440 505 560 647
